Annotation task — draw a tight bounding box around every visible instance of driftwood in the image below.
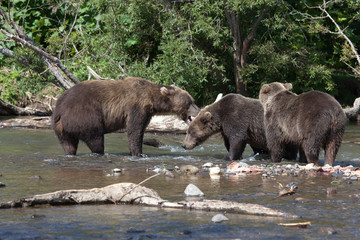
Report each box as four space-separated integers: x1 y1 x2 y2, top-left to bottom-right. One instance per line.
0 99 51 116
344 97 360 121
0 115 188 133
0 182 299 218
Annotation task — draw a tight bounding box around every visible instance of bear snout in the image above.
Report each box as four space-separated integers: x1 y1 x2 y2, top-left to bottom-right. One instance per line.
182 142 195 150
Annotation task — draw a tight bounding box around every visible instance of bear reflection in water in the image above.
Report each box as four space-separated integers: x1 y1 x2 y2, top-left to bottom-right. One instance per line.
52 77 200 156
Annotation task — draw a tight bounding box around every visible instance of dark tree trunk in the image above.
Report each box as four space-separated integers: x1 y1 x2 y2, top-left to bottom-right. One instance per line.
225 7 267 95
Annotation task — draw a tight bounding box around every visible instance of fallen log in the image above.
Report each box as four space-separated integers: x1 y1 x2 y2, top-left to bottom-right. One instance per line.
0 182 299 218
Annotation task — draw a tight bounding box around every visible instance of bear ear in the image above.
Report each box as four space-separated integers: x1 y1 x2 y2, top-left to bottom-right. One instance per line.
284 83 293 90
160 87 169 96
261 84 270 94
201 111 212 123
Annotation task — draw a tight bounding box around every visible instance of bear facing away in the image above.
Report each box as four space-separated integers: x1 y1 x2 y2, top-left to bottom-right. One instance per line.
259 82 347 166
52 77 200 156
182 94 297 160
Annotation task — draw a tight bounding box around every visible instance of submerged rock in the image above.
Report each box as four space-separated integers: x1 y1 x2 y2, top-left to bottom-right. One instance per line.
318 226 337 235
212 214 229 223
184 184 204 197
28 175 42 180
143 138 164 148
326 187 337 196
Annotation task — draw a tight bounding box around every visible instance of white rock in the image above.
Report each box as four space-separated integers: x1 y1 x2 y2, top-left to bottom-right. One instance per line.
209 166 221 175
203 162 213 168
184 184 204 196
211 214 229 223
304 163 314 170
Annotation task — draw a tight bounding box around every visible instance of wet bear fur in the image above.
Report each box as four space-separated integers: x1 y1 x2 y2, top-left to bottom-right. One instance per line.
259 82 347 166
52 77 200 156
182 93 297 160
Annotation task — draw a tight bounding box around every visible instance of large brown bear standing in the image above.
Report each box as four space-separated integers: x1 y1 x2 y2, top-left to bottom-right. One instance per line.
182 94 297 160
52 77 200 156
259 82 347 166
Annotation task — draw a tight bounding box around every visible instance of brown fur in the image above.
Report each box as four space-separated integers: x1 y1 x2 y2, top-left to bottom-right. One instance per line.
182 94 297 160
52 77 200 156
259 82 347 166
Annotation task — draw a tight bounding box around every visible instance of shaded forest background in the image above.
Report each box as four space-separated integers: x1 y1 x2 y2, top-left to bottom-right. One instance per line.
0 0 359 107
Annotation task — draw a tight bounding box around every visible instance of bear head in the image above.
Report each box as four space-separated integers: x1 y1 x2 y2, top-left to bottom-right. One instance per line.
182 109 220 150
160 86 200 124
259 82 293 106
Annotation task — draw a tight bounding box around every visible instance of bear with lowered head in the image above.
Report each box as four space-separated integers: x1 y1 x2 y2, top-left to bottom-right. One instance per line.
259 82 347 166
182 93 297 160
52 77 200 156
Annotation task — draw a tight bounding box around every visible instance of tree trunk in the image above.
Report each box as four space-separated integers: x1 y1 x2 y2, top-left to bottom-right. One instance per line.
225 7 267 95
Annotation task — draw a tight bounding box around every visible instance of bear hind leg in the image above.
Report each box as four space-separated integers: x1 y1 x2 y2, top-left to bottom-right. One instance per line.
302 140 320 165
84 135 105 155
267 139 283 163
324 135 343 166
59 134 79 155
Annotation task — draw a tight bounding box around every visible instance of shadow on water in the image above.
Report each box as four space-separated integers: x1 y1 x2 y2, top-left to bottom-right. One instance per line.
0 122 360 239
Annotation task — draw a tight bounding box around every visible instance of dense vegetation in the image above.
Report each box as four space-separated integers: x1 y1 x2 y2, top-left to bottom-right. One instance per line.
0 0 359 106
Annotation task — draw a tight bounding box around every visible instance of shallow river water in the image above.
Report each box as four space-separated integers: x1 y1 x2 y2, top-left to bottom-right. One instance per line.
0 120 360 239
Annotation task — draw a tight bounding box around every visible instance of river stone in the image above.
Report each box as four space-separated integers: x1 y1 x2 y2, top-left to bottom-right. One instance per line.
113 168 122 173
318 226 337 235
350 175 358 181
211 214 229 223
326 187 337 195
180 165 199 175
184 184 204 197
209 166 221 175
0 182 6 188
202 162 213 168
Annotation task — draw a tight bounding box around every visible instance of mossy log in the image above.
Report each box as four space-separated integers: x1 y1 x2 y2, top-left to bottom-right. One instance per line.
0 182 299 218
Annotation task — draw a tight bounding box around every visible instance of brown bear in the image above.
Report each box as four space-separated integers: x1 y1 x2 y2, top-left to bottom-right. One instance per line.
259 82 347 166
181 93 297 160
52 77 200 156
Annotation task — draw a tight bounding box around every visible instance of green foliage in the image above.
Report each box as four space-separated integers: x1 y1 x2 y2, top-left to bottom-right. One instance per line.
0 69 20 104
0 0 359 107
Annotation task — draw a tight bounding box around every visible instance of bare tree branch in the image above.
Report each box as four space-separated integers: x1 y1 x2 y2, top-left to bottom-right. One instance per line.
0 28 79 86
293 0 360 76
317 1 360 69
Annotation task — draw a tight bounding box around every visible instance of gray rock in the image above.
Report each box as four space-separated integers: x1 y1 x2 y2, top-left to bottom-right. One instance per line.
0 182 6 187
184 184 204 196
211 214 229 223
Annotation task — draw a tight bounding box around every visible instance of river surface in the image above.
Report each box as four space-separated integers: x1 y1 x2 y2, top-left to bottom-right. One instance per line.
0 120 360 239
